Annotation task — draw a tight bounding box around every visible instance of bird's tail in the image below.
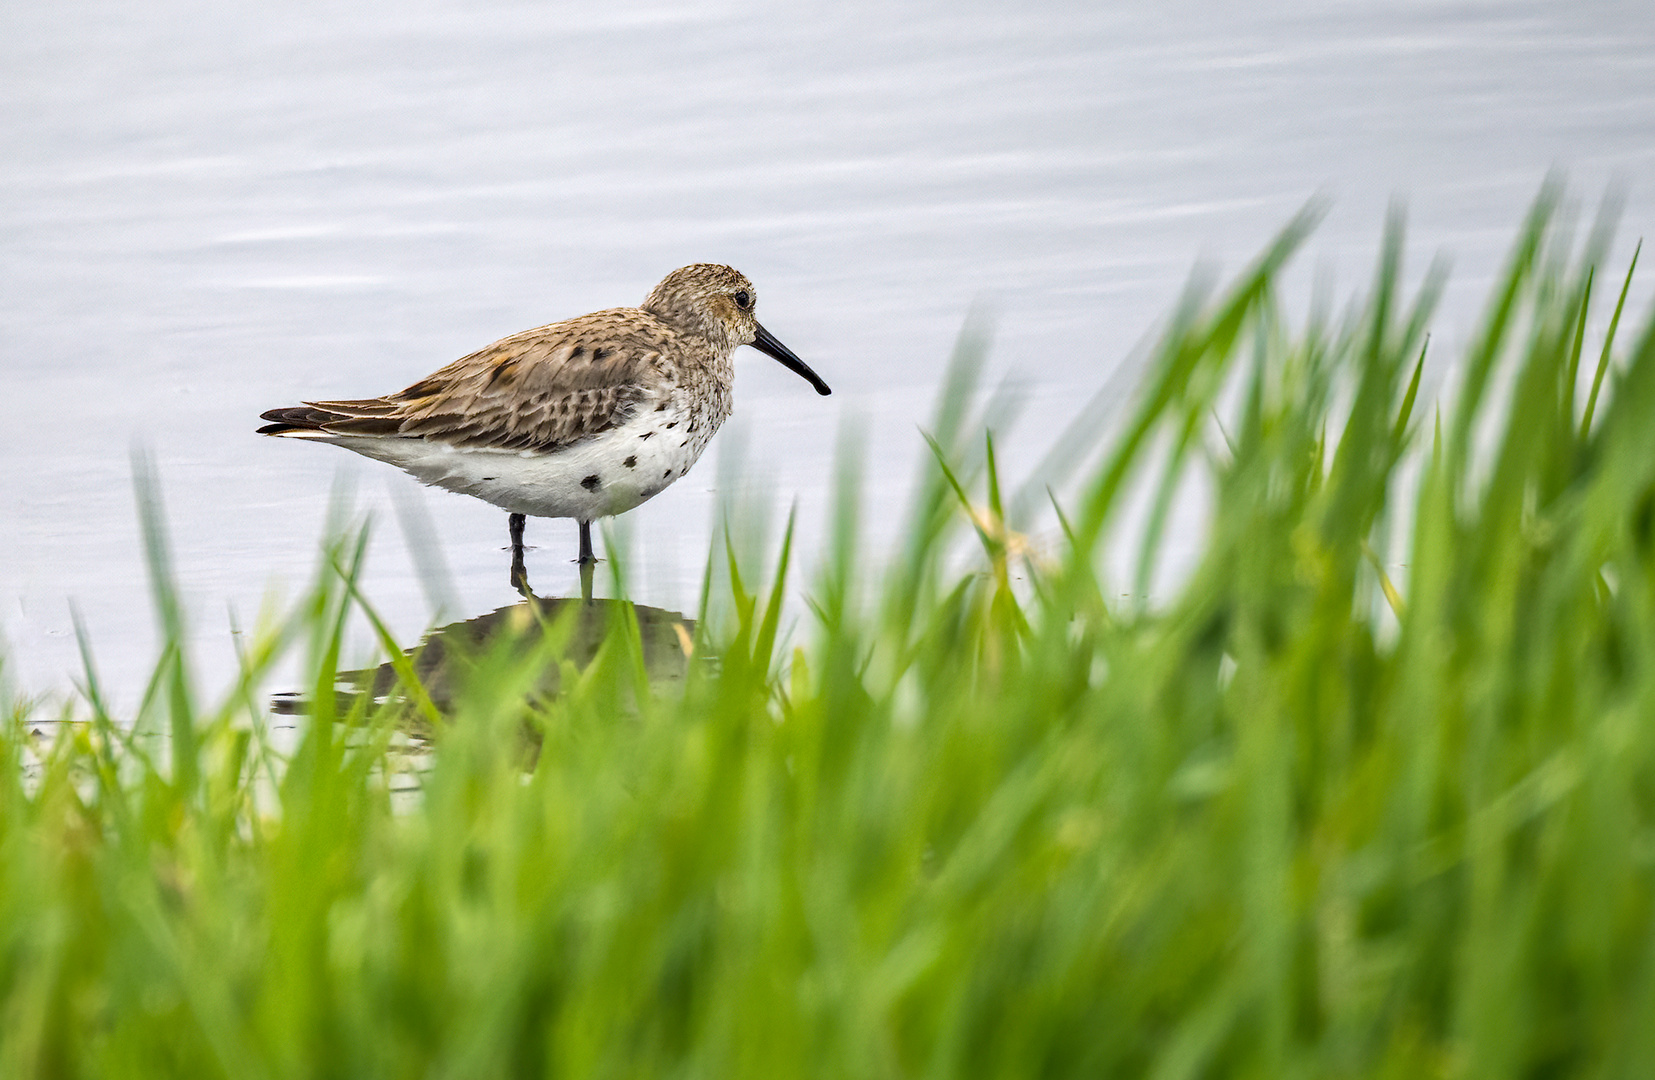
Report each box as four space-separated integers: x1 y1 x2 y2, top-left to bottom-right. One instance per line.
257 400 403 437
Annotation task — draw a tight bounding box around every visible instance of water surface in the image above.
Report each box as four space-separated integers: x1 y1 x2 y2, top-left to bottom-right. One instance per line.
4 0 1653 701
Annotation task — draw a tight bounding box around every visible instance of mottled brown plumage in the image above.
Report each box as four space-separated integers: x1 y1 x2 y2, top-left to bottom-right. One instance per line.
264 269 734 448
257 264 830 582
263 311 671 451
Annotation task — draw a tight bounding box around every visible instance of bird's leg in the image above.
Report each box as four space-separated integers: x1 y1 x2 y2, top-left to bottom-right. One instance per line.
577 520 595 603
577 520 595 565
509 513 531 597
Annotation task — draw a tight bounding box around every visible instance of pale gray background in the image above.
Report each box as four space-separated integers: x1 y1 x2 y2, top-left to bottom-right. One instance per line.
4 0 1654 701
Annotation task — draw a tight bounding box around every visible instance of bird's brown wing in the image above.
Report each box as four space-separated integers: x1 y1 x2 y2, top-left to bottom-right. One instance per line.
259 309 671 451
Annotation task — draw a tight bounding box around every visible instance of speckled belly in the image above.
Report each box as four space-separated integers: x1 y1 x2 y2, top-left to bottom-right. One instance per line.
331 401 723 521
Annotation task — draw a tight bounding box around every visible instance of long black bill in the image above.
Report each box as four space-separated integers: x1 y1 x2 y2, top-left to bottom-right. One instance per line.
750 322 831 396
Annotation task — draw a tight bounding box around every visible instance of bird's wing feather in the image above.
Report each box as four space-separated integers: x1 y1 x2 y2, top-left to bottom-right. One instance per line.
292 309 673 451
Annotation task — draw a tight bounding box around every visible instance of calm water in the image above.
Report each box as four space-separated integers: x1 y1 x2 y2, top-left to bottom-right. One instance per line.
4 0 1654 702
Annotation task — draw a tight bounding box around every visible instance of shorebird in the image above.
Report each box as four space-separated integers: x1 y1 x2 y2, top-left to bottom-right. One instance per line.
258 263 830 592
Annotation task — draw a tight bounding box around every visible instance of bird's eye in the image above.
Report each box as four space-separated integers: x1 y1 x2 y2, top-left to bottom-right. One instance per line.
733 290 752 310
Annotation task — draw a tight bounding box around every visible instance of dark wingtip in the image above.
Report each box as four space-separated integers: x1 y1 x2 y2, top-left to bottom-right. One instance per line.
258 403 410 438
257 406 325 436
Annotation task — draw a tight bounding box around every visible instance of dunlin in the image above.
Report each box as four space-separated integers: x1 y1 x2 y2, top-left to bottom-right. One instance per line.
258 264 830 591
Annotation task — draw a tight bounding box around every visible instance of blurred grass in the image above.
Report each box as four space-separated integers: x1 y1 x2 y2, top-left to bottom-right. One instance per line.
6 187 1655 1077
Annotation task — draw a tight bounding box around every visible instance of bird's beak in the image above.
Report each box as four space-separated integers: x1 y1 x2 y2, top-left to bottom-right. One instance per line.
750 323 831 396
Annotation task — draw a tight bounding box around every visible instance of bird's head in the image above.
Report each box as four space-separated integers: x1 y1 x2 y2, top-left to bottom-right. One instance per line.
643 264 831 395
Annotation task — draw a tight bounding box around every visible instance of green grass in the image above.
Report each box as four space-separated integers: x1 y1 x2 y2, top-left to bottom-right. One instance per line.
5 184 1655 1077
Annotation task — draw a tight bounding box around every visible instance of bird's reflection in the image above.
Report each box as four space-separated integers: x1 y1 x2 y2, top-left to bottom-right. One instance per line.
509 525 596 602
272 592 696 719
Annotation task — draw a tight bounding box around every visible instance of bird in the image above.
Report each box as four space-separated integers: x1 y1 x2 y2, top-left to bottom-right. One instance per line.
257 263 830 594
